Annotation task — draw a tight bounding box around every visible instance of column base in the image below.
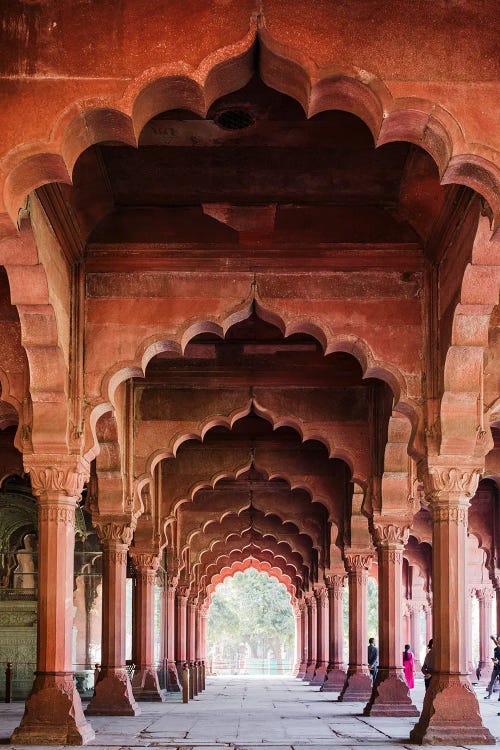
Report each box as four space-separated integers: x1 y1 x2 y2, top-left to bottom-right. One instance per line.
296 661 307 678
11 672 95 746
409 674 495 745
321 666 347 691
86 668 141 716
132 666 165 701
477 660 493 685
338 669 373 702
303 663 316 681
167 660 181 691
310 664 328 685
363 670 419 716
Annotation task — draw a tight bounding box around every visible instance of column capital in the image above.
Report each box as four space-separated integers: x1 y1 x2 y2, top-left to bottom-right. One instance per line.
93 514 137 547
176 585 189 601
314 585 328 607
325 573 347 592
476 586 495 602
304 591 317 609
344 549 373 572
26 456 90 499
130 549 160 584
373 520 410 549
424 464 481 502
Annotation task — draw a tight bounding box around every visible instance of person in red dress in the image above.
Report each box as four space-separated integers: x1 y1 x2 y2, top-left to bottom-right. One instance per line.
403 643 415 688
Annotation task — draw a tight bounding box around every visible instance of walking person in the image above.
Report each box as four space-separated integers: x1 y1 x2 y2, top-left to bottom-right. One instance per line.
484 635 500 700
421 638 433 691
403 643 415 688
368 637 378 683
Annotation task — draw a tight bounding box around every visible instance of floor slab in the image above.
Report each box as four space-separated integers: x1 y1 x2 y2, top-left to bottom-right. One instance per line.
0 675 498 748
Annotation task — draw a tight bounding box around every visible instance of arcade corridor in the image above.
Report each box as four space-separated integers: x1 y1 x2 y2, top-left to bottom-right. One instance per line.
1 677 499 749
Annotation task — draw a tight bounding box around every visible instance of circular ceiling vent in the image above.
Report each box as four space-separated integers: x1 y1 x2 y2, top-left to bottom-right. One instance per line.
214 108 255 131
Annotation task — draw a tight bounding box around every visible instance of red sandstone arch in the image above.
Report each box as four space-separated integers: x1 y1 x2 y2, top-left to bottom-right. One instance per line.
204 558 297 605
0 21 498 229
199 545 304 594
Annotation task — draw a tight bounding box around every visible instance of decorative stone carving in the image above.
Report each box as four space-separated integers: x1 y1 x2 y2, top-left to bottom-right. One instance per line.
373 523 410 548
424 466 481 500
344 552 373 571
94 517 136 547
27 459 89 499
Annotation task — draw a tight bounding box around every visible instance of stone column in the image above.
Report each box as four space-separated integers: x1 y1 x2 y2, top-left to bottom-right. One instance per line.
293 606 302 676
200 607 208 661
409 602 422 671
364 523 418 716
410 466 493 744
87 519 140 716
338 551 373 701
477 587 495 684
297 599 308 678
129 551 164 701
424 602 432 645
304 593 317 681
322 573 347 691
166 577 180 690
175 586 188 678
12 461 95 745
187 595 197 662
311 586 328 685
466 587 475 676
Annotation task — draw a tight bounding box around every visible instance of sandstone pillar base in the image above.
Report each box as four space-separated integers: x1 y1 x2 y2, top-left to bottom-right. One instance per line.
132 666 165 701
296 659 307 678
11 673 95 746
363 670 419 716
303 663 316 681
409 675 495 745
167 660 181 691
477 660 493 685
310 664 328 685
321 666 347 691
86 669 141 716
338 670 373 702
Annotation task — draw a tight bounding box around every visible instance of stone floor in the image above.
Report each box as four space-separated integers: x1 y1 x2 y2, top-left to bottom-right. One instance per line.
0 675 498 749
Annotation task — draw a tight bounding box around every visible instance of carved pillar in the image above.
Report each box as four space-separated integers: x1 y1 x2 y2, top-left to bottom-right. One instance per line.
12 461 95 745
304 593 317 681
425 601 432 645
165 577 180 690
338 551 373 701
364 523 418 716
408 603 422 671
410 467 493 744
200 606 208 661
311 586 328 685
129 551 164 701
292 606 301 676
466 587 475 676
297 599 308 678
187 595 197 662
175 586 188 678
477 587 495 684
322 573 347 691
87 519 140 716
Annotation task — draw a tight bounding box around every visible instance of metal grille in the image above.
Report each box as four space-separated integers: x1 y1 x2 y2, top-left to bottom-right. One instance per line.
214 108 255 131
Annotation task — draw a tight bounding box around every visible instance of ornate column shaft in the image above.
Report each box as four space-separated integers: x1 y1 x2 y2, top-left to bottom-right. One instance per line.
338 551 373 701
304 593 317 681
200 607 208 661
409 602 423 671
12 461 95 745
292 606 302 676
466 588 475 676
175 586 188 678
477 587 495 684
187 595 197 662
364 523 418 716
310 586 329 685
410 466 493 745
322 573 347 691
165 576 180 690
296 599 308 678
86 519 140 716
129 551 164 701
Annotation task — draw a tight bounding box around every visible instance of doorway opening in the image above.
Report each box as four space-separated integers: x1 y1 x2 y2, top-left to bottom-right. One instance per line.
207 567 295 676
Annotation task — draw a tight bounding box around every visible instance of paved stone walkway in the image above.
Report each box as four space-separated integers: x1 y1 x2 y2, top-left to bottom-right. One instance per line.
0 675 498 748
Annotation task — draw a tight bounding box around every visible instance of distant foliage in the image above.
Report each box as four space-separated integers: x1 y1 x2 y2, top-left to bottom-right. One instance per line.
207 569 295 668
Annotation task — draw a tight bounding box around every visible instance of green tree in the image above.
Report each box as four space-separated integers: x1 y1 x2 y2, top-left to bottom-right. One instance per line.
207 568 295 671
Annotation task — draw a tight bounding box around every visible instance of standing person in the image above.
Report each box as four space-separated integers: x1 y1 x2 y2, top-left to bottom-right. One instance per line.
403 644 415 688
368 637 378 683
421 638 433 691
484 635 500 700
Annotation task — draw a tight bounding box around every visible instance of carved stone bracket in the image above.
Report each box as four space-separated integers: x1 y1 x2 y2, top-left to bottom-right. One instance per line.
314 586 328 608
424 465 481 501
344 550 373 571
93 515 137 547
326 573 346 597
373 521 410 549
